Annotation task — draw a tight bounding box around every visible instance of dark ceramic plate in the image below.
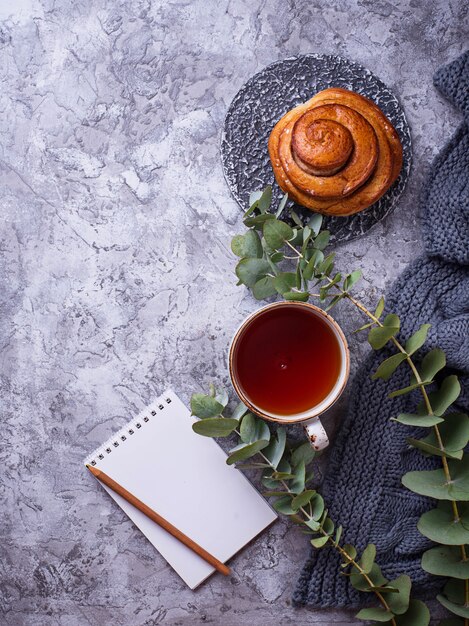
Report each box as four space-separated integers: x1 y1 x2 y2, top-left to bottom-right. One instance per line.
221 54 412 244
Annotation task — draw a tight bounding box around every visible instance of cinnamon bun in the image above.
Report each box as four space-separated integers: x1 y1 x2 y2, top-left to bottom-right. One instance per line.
268 88 403 216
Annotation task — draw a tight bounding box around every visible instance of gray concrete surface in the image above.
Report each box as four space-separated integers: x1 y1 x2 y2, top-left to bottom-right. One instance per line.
1 0 467 624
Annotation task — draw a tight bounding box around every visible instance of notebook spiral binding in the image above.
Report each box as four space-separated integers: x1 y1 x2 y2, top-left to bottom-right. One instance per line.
84 393 173 467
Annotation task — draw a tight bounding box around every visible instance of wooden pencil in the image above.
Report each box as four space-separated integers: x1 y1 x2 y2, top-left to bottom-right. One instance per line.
86 464 231 576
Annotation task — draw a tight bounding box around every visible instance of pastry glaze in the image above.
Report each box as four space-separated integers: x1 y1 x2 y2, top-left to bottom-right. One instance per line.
268 88 403 216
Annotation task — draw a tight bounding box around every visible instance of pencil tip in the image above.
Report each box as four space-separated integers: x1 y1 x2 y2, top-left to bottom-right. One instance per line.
86 464 100 475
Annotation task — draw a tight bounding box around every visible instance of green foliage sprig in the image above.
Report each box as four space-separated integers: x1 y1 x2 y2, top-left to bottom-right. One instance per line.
191 384 429 626
202 186 468 626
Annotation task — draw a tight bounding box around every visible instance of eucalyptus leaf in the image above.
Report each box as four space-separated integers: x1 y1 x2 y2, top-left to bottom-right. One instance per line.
273 495 296 515
319 285 331 301
390 600 430 626
247 190 263 211
302 226 312 244
389 382 427 398
235 258 270 287
313 230 330 250
257 185 272 212
308 213 323 235
383 313 401 328
291 490 317 511
226 439 269 465
263 428 286 470
317 252 335 276
275 193 288 217
327 272 342 289
277 458 292 474
305 518 321 531
437 593 469 619
443 578 464 603
407 436 462 460
240 413 270 444
252 276 277 300
237 463 271 470
368 314 400 349
246 194 264 214
290 210 302 227
190 393 224 418
231 230 263 258
270 471 296 480
378 586 401 594
264 247 280 275
343 269 362 292
402 456 469 500
261 472 278 490
325 295 343 311
360 543 376 574
372 353 407 381
374 296 385 319
418 501 469 544
290 228 303 246
431 375 461 416
405 324 431 355
321 517 334 535
392 413 444 427
263 218 294 250
291 441 316 467
422 545 469 579
386 575 411 615
310 494 325 520
303 249 324 280
419 412 469 456
438 587 466 622
244 213 276 228
341 543 357 563
283 290 310 302
192 417 238 437
231 401 249 421
311 536 329 548
419 348 446 382
350 563 387 591
334 525 343 546
353 321 374 334
214 387 229 407
273 272 297 295
355 607 394 622
438 619 465 626
271 251 284 263
290 459 306 494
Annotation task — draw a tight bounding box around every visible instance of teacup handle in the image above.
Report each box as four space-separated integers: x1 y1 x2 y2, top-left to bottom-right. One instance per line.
303 417 329 451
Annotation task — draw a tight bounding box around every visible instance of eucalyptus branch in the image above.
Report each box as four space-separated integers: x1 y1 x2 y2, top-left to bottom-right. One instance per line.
336 282 469 626
228 187 469 625
190 389 414 624
253 442 398 623
331 284 468 555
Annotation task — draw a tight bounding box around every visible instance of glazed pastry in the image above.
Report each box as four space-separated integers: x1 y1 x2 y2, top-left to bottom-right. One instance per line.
268 88 403 216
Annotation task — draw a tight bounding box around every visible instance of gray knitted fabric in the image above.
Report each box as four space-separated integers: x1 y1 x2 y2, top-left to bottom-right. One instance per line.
294 51 469 608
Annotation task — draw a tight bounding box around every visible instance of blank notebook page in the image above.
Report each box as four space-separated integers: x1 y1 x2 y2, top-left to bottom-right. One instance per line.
84 390 277 589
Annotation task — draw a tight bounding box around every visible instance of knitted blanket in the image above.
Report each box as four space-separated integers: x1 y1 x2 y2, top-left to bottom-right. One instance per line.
294 51 469 608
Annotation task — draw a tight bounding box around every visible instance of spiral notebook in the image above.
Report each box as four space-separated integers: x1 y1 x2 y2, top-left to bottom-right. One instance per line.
84 390 277 589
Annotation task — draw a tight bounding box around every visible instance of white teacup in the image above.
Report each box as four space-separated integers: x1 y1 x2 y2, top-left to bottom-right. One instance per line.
229 301 350 450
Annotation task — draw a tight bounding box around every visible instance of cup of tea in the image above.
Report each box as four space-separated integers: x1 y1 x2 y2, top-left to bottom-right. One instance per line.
229 301 350 450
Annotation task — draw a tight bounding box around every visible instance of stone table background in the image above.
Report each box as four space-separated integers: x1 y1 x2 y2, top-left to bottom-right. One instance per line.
1 1 466 624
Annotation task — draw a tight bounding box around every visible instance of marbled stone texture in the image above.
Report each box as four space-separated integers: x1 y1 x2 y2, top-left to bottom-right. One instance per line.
0 1 466 624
